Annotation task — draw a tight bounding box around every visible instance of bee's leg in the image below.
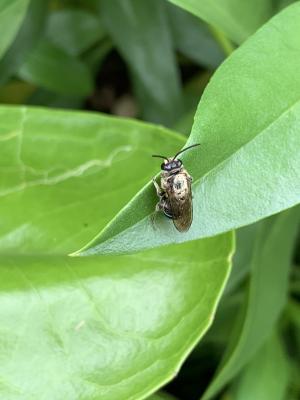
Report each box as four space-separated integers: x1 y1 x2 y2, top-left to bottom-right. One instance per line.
152 177 164 197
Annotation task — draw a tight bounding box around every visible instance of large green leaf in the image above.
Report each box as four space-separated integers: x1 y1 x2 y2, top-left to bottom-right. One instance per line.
0 0 47 86
201 208 299 400
0 234 233 399
18 39 93 96
232 333 289 400
0 104 234 398
0 105 185 255
99 0 183 126
0 0 29 60
76 3 300 256
166 0 274 44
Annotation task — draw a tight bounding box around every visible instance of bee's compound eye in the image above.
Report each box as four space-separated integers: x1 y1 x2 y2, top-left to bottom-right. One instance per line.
161 163 165 170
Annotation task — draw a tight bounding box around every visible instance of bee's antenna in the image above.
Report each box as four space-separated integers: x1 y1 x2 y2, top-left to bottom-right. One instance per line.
152 154 169 161
173 143 201 160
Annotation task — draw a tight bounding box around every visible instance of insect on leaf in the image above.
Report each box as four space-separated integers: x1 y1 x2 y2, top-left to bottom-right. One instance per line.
75 3 300 256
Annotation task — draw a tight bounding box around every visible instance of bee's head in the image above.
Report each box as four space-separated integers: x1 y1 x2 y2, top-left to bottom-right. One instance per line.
160 158 182 171
152 143 200 172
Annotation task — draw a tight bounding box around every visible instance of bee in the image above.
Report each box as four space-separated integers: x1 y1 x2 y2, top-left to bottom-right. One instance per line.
152 143 200 232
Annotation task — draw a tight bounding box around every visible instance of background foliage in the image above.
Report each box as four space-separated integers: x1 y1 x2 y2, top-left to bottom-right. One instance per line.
0 0 299 399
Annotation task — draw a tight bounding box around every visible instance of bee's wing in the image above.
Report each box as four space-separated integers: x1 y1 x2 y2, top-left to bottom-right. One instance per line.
166 179 193 232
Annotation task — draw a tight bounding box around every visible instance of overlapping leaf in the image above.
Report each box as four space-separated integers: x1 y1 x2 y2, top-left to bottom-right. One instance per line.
76 3 300 256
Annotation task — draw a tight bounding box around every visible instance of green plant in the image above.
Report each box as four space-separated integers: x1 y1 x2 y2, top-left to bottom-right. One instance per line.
0 1 299 399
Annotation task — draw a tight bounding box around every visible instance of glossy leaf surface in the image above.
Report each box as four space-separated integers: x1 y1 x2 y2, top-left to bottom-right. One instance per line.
0 104 234 399
0 105 184 255
77 4 300 255
0 235 232 399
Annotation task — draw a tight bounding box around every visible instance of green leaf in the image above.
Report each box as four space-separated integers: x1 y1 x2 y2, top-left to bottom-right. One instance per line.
0 0 29 60
201 208 299 400
0 105 185 255
77 3 300 256
18 39 93 96
166 0 274 44
99 0 183 126
0 0 47 86
0 234 232 399
166 3 224 69
46 9 106 56
0 104 234 399
232 333 289 400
